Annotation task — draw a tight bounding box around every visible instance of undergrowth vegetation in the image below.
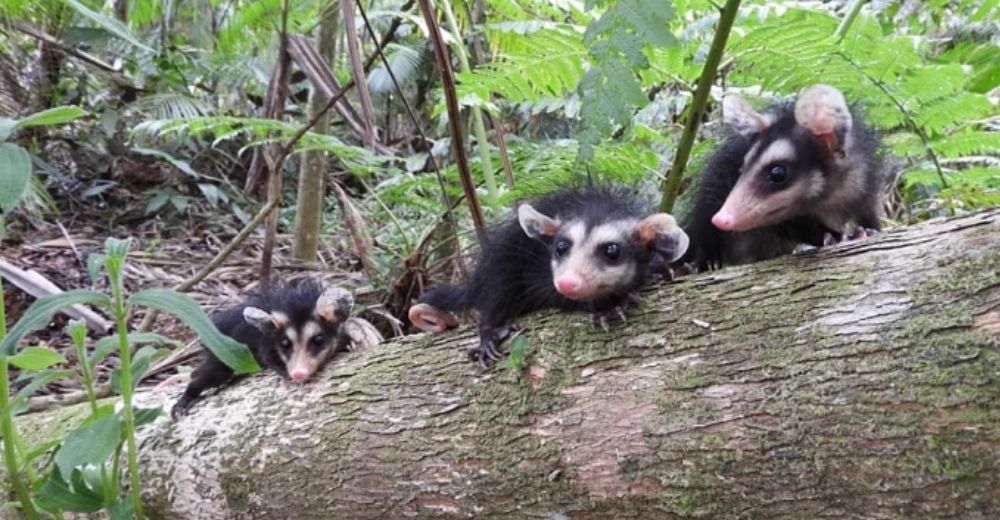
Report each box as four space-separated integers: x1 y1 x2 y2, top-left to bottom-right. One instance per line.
0 0 998 516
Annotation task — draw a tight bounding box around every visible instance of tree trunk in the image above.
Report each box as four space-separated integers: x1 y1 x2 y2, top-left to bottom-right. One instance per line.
292 9 340 261
13 209 1000 518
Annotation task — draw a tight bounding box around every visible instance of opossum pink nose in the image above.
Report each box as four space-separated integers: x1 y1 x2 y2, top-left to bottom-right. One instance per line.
555 273 585 297
289 368 310 382
711 209 737 231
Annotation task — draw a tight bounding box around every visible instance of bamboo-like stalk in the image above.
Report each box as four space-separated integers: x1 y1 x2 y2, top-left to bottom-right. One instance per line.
658 0 742 213
834 0 869 41
438 0 498 206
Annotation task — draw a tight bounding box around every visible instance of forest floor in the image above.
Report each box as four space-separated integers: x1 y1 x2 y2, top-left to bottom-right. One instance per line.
1 189 376 398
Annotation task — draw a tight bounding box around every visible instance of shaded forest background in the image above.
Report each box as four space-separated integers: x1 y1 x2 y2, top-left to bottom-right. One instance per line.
1 0 999 517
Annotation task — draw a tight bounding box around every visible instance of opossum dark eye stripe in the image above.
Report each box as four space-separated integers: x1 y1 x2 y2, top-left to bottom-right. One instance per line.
279 337 292 350
555 240 571 256
311 334 325 346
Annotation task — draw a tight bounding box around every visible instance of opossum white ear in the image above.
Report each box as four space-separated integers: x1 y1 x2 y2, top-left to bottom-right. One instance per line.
518 204 561 239
637 213 690 263
314 287 353 324
724 95 770 137
243 307 284 332
408 303 459 333
795 84 852 159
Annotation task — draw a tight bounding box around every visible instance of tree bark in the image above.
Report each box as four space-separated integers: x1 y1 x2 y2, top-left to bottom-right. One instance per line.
13 209 1000 518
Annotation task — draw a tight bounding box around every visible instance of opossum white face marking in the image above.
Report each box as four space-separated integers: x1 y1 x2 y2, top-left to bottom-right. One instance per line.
243 286 353 382
519 204 689 301
712 85 857 233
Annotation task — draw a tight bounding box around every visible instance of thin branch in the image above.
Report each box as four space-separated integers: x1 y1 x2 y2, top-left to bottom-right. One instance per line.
342 0 377 148
659 0 742 213
417 0 487 241
834 0 870 41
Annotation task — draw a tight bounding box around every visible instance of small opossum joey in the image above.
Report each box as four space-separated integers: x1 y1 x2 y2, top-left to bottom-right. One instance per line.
172 278 354 417
409 186 689 366
682 84 884 270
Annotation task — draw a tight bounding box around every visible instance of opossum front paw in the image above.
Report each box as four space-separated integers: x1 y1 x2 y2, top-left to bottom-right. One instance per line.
589 296 636 332
469 323 519 367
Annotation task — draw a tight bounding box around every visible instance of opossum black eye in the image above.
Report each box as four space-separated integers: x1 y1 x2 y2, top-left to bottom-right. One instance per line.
279 338 292 350
601 243 622 261
311 334 325 346
767 164 790 185
554 240 571 257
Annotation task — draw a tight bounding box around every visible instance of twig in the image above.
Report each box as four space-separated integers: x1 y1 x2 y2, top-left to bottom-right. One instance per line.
659 0 742 213
417 0 487 241
138 197 280 332
56 220 85 270
341 0 377 148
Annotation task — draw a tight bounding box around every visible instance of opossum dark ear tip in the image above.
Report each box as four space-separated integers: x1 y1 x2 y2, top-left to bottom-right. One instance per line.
518 204 561 239
315 287 353 323
638 213 690 263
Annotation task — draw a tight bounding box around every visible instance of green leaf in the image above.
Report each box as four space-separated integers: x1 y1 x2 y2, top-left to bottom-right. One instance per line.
7 369 76 416
60 0 155 53
9 346 68 370
0 117 17 140
128 289 260 374
104 237 132 261
0 290 112 356
35 469 105 513
86 253 106 284
15 106 87 129
68 319 88 346
502 335 530 370
132 406 162 428
56 413 122 479
90 332 177 369
0 142 31 214
108 496 135 520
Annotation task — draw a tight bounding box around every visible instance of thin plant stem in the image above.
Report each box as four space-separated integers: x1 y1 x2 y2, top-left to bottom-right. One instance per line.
109 268 144 519
835 0 869 41
0 358 41 520
659 0 742 212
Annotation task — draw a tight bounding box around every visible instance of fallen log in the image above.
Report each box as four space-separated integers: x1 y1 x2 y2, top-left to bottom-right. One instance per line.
12 209 1000 518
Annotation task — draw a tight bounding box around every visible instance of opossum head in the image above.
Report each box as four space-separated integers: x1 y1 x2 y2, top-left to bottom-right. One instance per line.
519 205 689 301
243 282 353 382
711 84 856 233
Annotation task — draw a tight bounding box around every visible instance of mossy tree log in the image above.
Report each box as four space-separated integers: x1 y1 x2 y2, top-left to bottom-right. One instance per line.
14 210 1000 519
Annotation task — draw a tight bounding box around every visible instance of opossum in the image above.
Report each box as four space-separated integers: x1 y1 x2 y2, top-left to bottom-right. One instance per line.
172 279 353 417
409 186 689 365
682 84 884 269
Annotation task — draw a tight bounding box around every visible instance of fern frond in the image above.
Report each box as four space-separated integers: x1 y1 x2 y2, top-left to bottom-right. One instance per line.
368 44 423 93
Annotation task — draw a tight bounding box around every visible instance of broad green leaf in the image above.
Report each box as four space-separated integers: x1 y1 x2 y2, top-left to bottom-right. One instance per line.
56 413 122 479
15 106 87 129
0 290 112 356
128 345 168 390
60 0 155 53
35 469 104 513
0 142 31 214
9 346 67 370
22 439 61 467
90 332 177 369
7 369 76 416
502 335 530 370
128 289 260 374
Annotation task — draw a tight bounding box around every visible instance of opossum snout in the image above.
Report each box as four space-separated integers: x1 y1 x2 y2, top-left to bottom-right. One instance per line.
289 367 310 382
555 272 586 298
711 208 738 231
